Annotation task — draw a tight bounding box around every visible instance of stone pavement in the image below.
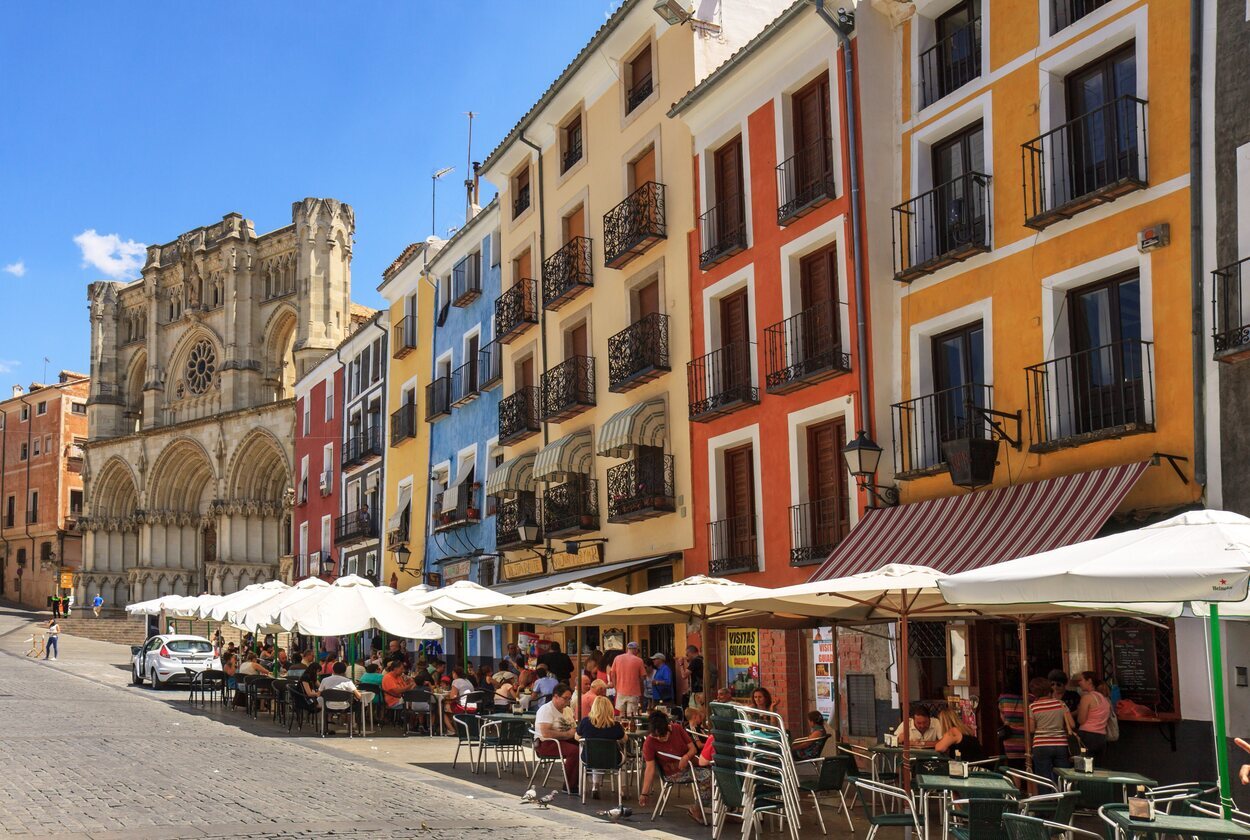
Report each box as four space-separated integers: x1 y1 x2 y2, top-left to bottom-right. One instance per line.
0 605 682 840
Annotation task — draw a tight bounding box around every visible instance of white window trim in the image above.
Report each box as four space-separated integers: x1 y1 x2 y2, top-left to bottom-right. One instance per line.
700 263 759 388
435 349 454 380
325 377 335 421
698 121 754 260
706 423 765 573
1036 0 1133 49
785 396 859 532
908 298 995 401
909 91 994 201
910 0 992 121
778 215 852 347
300 454 309 483
462 324 482 366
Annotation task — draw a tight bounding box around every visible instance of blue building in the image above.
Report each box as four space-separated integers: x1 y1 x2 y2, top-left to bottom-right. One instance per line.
424 198 504 667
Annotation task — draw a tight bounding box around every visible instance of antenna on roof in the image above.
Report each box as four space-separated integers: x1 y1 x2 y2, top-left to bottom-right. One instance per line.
464 111 478 222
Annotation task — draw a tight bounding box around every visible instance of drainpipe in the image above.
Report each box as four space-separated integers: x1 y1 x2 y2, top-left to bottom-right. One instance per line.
1189 0 1206 491
814 0 872 436
0 406 8 596
19 391 35 601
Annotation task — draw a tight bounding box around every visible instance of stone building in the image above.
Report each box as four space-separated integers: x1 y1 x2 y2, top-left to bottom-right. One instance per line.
78 198 359 607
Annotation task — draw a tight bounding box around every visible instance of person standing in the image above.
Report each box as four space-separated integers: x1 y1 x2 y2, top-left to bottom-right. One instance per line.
650 652 674 705
92 593 104 618
1028 676 1075 782
44 618 60 660
538 641 574 683
49 593 61 619
609 641 648 717
678 645 703 708
1075 671 1111 762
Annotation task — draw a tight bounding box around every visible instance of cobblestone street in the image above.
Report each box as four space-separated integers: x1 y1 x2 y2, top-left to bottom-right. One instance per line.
0 609 662 840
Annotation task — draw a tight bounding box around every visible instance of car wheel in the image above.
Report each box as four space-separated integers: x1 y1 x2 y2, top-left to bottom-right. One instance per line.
150 668 163 690
132 664 144 685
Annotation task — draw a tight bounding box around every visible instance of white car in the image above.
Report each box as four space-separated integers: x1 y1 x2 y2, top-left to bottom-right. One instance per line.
131 634 218 689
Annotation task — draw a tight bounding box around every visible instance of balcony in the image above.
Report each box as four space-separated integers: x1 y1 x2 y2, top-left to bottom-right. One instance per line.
1213 256 1250 361
688 341 758 422
425 376 451 421
608 313 670 393
790 498 846 567
543 478 599 536
319 470 333 497
479 340 503 389
392 317 417 359
513 185 530 219
891 383 994 478
390 402 417 446
892 172 991 282
341 426 383 467
451 255 482 307
607 454 675 524
451 360 479 407
496 278 539 343
1023 95 1147 230
541 355 596 422
708 514 758 576
433 484 482 532
499 386 541 445
1052 0 1111 32
334 510 378 546
542 237 593 310
764 303 851 394
496 491 541 550
917 17 981 109
1025 339 1154 452
777 139 836 225
603 182 666 269
627 72 653 113
699 198 747 268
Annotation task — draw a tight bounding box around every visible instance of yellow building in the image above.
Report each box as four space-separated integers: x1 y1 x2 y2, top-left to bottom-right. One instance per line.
377 241 441 591
478 0 788 657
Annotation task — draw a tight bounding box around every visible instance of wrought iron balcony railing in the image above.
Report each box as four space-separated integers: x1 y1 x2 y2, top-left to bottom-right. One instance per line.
790 498 847 567
688 341 758 422
1023 95 1147 230
496 278 539 343
542 237 593 309
433 484 481 532
451 359 479 407
607 454 675 524
425 376 452 421
392 316 417 359
543 478 599 536
334 510 378 545
390 402 417 446
479 340 503 389
603 182 666 269
513 185 530 219
499 386 541 445
892 171 991 282
699 197 747 268
342 426 383 467
1025 339 1154 452
778 138 836 224
627 72 653 113
708 514 758 576
608 313 670 393
451 254 482 307
496 491 541 549
1051 0 1111 32
891 383 994 477
562 139 583 173
764 302 851 394
917 17 981 109
542 355 595 422
1213 256 1250 358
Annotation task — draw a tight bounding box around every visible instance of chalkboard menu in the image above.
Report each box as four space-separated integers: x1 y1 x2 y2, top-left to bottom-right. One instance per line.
1110 625 1159 702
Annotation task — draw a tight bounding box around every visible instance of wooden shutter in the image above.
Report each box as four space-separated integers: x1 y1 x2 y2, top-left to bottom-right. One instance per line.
714 136 744 208
563 205 585 242
720 290 749 346
793 74 832 150
725 445 755 521
636 280 660 319
513 248 531 281
567 322 589 359
632 146 657 190
807 417 849 542
517 356 534 389
631 44 652 88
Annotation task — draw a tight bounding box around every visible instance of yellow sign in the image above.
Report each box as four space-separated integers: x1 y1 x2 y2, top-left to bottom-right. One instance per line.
503 555 545 581
59 571 74 590
726 628 759 696
550 543 602 572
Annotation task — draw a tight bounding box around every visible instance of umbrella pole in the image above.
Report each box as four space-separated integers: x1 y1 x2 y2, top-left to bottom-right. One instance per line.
899 606 911 790
1018 619 1033 774
463 621 469 676
1209 604 1232 817
832 624 842 742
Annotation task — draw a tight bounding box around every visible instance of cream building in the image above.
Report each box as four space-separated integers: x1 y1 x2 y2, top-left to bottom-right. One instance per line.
78 198 360 606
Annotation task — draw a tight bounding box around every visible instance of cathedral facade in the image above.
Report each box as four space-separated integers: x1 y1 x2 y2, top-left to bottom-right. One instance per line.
78 198 359 606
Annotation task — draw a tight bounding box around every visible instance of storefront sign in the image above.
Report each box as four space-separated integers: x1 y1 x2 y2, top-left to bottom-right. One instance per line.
812 627 835 721
503 555 545 581
1111 625 1159 696
726 628 759 697
58 571 74 590
441 559 471 584
550 543 602 572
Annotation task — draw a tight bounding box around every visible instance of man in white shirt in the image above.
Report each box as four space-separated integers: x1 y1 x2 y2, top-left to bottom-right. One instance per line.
319 661 362 712
893 705 943 745
534 683 579 794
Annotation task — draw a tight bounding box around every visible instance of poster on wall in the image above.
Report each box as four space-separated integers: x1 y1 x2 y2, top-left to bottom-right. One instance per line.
726 628 759 697
812 627 836 721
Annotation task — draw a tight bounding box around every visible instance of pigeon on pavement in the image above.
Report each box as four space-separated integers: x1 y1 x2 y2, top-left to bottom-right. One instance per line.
536 790 559 809
597 806 634 822
520 787 537 803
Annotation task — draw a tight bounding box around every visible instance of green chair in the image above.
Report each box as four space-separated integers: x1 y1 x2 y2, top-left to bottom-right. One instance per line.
1020 790 1080 825
798 755 855 834
856 779 923 840
1004 813 1103 840
451 713 482 770
1145 782 1219 817
948 797 1021 840
1065 776 1120 812
710 763 785 840
579 738 625 807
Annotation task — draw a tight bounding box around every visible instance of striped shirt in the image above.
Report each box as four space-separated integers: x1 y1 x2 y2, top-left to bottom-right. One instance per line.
1029 697 1069 748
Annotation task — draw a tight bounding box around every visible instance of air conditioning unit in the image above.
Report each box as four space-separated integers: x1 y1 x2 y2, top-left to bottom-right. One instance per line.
320 471 332 495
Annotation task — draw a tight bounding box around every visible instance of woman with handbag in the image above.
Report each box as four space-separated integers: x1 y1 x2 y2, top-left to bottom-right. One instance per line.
1075 671 1112 762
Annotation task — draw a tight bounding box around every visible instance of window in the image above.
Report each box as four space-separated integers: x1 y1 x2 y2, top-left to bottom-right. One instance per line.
626 43 654 114
4 496 13 528
302 400 310 436
44 435 51 455
561 113 583 173
299 521 309 557
19 442 27 461
364 551 378 581
322 443 333 475
36 401 46 416
19 406 28 422
1052 0 1112 34
360 345 372 389
27 490 38 524
31 438 40 457
70 489 83 515
711 443 757 575
40 541 52 561
918 0 982 109
70 402 86 415
931 321 987 444
325 378 334 421
512 166 531 218
371 339 382 383
320 516 332 554
1066 272 1145 435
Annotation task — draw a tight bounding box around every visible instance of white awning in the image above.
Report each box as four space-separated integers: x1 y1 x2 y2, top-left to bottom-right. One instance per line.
387 484 413 534
443 457 474 512
596 397 667 458
484 451 537 499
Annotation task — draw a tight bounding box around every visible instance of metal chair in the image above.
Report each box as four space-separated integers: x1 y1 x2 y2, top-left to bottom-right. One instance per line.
287 679 315 732
400 687 433 735
1145 782 1219 816
245 675 275 719
580 738 625 807
528 727 573 793
318 689 357 738
1188 799 1250 827
1003 813 1103 840
948 796 1021 840
481 718 530 778
855 779 924 840
651 749 709 824
1019 790 1080 825
452 713 483 771
797 754 855 834
1004 768 1058 796
187 668 225 706
709 762 786 840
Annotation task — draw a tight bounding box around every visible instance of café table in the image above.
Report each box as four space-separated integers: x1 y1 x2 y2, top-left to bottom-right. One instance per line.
1057 768 1159 807
916 772 1020 840
1100 803 1250 840
869 744 943 787
358 690 376 735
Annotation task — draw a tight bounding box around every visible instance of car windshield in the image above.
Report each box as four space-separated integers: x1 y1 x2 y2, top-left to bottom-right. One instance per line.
166 640 212 654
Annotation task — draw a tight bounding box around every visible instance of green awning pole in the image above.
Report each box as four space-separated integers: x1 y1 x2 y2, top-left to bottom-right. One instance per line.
1209 604 1232 818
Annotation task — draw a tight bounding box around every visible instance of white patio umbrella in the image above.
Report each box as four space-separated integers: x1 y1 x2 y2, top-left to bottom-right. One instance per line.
230 576 331 632
565 575 781 627
272 575 442 639
468 582 621 623
397 580 515 622
126 594 200 617
939 509 1250 814
203 580 290 622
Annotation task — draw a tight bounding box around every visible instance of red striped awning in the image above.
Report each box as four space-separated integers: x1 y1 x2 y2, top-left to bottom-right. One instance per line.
809 462 1149 582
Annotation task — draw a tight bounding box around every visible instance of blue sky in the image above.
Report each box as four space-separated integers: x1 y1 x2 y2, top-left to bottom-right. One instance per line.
0 1 619 385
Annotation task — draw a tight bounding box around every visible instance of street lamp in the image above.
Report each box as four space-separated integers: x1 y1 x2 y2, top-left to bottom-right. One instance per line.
517 515 540 545
393 544 413 575
843 430 898 507
319 554 336 577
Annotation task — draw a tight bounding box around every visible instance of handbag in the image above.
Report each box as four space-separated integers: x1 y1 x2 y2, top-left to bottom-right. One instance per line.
1105 706 1120 742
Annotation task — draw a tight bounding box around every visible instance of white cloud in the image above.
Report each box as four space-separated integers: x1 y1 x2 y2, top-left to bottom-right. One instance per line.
73 229 147 279
0 360 19 374
2 260 25 277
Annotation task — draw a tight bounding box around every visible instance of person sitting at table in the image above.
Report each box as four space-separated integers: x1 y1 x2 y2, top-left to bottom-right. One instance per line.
577 695 625 800
580 678 607 719
535 682 580 795
933 707 983 761
714 686 735 705
450 666 474 699
683 705 708 736
320 652 340 677
319 660 363 730
894 703 943 745
532 665 559 701
792 710 830 760
381 659 415 713
272 647 291 675
238 652 272 678
294 651 321 716
221 652 239 691
258 644 276 670
1075 671 1111 762
385 640 411 670
639 710 710 825
492 669 517 709
1029 676 1075 783
750 686 777 714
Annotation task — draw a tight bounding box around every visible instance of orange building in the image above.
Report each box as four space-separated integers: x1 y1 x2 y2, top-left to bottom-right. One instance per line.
0 373 90 610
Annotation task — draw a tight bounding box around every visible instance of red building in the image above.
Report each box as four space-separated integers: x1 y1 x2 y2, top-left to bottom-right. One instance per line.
293 353 343 581
670 6 884 725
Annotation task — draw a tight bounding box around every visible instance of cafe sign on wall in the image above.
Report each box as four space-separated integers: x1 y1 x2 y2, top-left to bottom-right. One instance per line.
550 543 602 572
503 554 545 581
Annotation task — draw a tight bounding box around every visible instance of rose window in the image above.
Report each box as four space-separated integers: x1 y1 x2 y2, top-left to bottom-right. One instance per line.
185 340 217 395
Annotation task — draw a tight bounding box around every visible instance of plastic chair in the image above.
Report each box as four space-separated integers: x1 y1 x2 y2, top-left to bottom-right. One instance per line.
855 779 924 840
797 754 855 834
318 689 357 738
948 796 1021 840
709 763 785 840
1004 768 1058 796
452 713 482 771
1003 813 1103 840
580 738 625 807
1020 790 1080 825
1188 799 1250 827
287 679 315 732
481 719 530 778
187 669 225 706
528 728 573 793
